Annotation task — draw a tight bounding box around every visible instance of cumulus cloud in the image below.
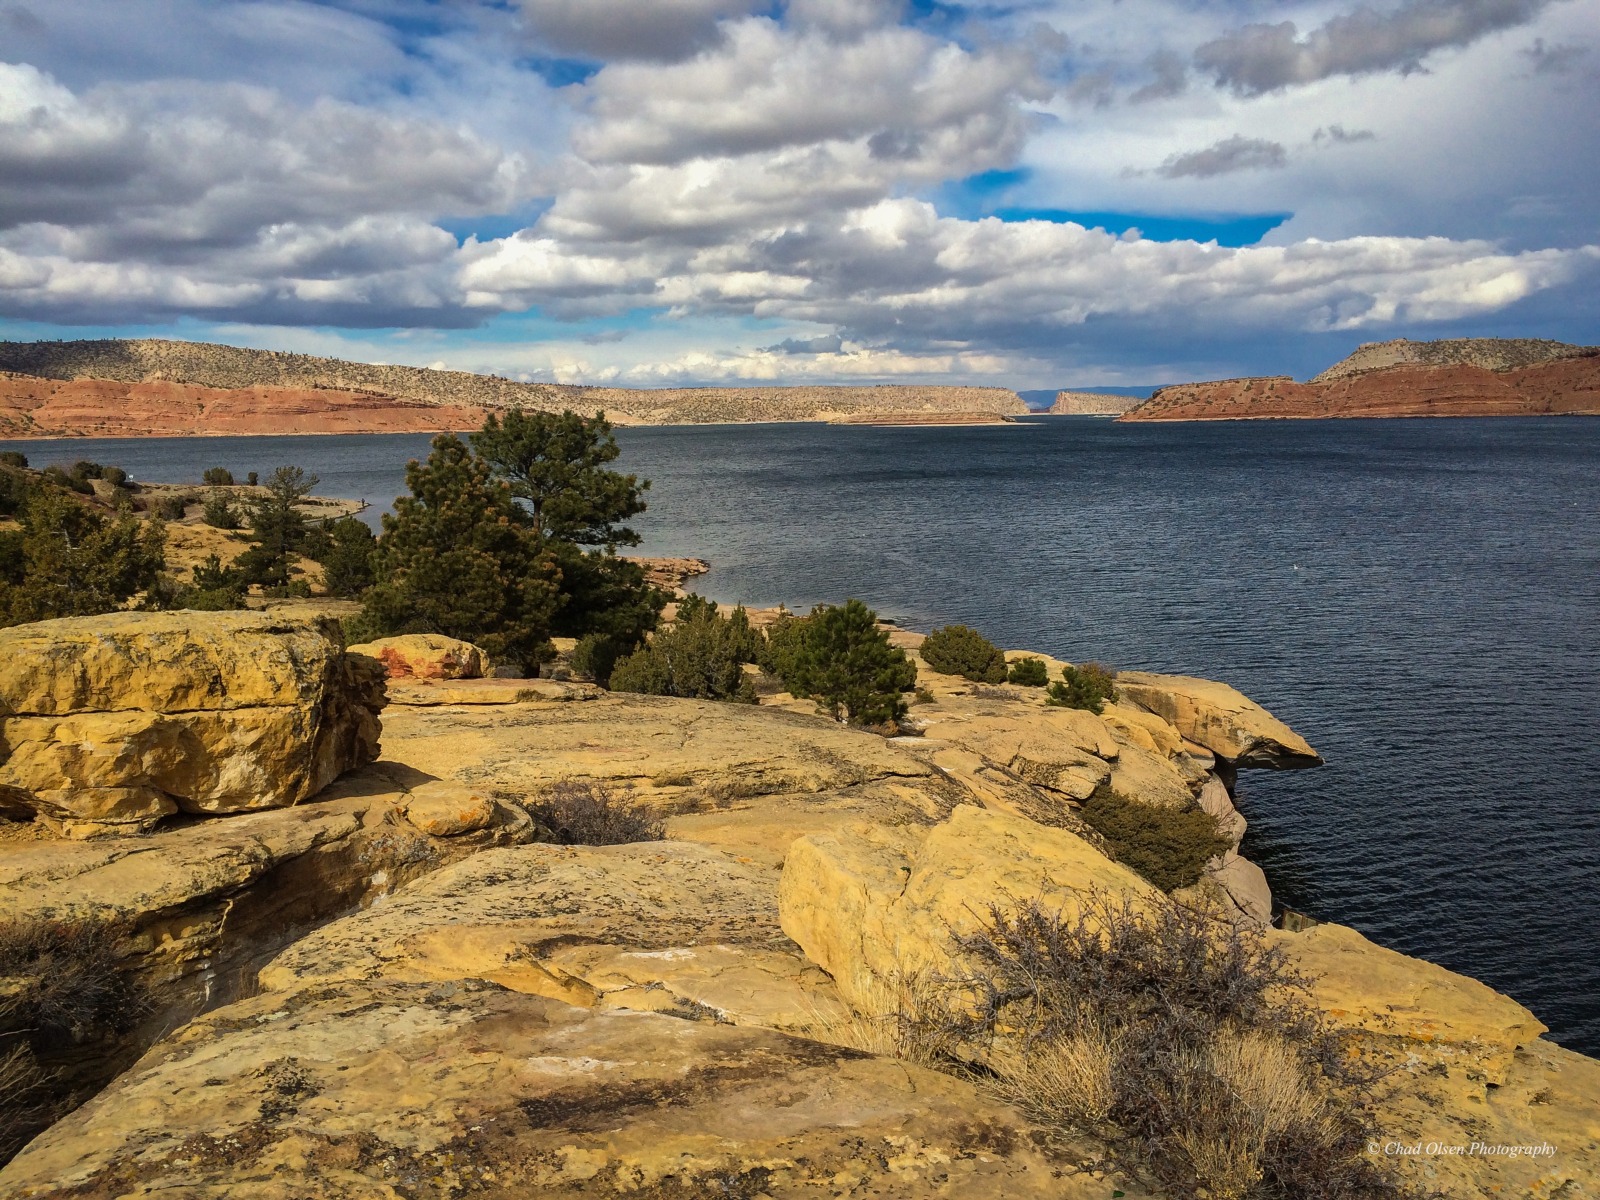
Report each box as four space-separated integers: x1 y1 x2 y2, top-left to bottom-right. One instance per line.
0 63 536 324
575 19 1048 166
1156 135 1288 178
1196 0 1554 95
0 0 1596 376
1130 49 1190 102
455 198 1599 347
516 0 762 62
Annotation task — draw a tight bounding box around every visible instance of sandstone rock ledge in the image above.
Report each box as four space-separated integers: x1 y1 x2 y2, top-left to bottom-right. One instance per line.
0 612 385 837
0 618 1594 1199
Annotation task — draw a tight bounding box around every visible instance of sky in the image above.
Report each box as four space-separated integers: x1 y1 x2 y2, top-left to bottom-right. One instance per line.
0 0 1596 390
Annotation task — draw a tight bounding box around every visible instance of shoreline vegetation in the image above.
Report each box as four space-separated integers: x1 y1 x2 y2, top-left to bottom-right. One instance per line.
1 407 1594 1197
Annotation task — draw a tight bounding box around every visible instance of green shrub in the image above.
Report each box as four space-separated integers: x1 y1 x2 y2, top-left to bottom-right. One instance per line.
1007 657 1048 686
942 896 1410 1200
173 554 247 611
154 493 192 521
100 466 127 488
0 452 26 469
920 624 1007 683
1078 791 1231 892
246 471 258 486
41 466 91 495
759 607 804 677
1047 662 1118 714
527 779 664 845
318 517 376 598
202 467 234 486
607 598 759 702
0 465 29 517
68 460 104 483
771 599 917 729
201 489 239 530
606 643 671 694
571 632 627 685
0 490 166 627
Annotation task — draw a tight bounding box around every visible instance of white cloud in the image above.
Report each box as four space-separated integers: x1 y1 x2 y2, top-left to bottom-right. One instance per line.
0 0 1596 381
574 18 1048 167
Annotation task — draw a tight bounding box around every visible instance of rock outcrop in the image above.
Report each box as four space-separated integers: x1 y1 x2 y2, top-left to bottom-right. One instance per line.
1121 338 1600 422
2 617 1593 1199
1115 670 1322 768
780 805 1158 1008
347 633 488 681
1311 336 1595 382
0 977 1107 1200
0 611 385 836
1049 390 1143 415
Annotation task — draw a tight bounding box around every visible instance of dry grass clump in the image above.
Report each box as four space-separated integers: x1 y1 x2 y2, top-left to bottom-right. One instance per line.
799 972 962 1068
931 894 1414 1200
526 779 666 846
0 917 145 1162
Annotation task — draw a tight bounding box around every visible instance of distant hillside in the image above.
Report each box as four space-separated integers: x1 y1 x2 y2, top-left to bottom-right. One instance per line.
1121 338 1600 423
1050 391 1142 415
0 339 1027 433
0 338 585 414
1310 338 1594 383
588 384 1026 424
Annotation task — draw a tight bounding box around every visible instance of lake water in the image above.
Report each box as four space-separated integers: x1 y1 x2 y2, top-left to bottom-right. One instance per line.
7 417 1599 1055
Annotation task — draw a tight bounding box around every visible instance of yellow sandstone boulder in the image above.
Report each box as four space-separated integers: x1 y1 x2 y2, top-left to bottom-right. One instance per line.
1115 670 1322 767
402 780 497 837
779 804 1157 1009
1280 921 1547 1083
347 633 488 680
0 611 385 836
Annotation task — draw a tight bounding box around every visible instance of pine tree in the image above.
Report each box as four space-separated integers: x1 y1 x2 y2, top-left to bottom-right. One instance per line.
0 488 166 627
235 466 317 589
779 600 917 728
356 436 560 669
470 409 646 548
318 517 376 599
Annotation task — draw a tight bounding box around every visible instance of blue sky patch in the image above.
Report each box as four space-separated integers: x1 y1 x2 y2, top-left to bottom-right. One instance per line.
992 209 1292 247
437 202 554 246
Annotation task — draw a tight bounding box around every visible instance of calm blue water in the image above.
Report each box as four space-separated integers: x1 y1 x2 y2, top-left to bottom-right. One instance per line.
7 418 1599 1054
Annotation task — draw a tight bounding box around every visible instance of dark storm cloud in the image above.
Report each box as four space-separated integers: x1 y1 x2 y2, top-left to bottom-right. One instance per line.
1195 0 1554 95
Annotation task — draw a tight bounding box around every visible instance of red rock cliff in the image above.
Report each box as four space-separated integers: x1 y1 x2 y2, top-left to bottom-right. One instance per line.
1120 348 1600 422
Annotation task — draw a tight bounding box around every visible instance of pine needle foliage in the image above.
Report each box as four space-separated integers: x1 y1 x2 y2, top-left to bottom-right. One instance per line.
920 624 1007 683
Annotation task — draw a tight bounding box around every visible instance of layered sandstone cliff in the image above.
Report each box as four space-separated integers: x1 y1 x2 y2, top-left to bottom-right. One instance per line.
1121 338 1600 422
1049 390 1143 415
0 339 1027 434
